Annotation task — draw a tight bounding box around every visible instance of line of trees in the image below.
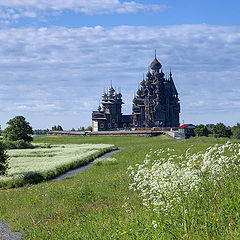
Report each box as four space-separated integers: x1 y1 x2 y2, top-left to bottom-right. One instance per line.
52 125 63 131
51 125 93 132
194 122 240 139
70 126 92 132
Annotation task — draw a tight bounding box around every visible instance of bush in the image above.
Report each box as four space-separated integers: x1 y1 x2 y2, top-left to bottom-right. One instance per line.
205 123 215 133
232 123 240 139
213 122 232 138
2 140 33 149
0 142 9 175
194 124 209 137
85 126 93 131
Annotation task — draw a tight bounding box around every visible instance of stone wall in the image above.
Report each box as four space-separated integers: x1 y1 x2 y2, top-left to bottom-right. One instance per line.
47 130 164 137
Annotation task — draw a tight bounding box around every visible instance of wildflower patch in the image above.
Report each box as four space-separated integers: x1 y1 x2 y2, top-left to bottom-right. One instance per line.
127 141 240 213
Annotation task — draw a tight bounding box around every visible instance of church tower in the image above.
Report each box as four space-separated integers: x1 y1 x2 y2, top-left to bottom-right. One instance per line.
92 84 132 131
132 55 180 128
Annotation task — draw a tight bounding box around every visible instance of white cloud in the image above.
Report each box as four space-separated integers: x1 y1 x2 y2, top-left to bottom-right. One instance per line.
0 24 239 128
0 0 166 22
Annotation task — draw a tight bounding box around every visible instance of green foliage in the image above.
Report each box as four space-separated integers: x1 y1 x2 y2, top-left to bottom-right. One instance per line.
232 123 240 139
3 116 33 142
213 122 232 138
33 129 47 135
0 136 239 239
52 125 57 131
194 124 209 136
2 140 33 149
206 123 215 132
85 126 93 131
52 125 63 131
0 142 9 175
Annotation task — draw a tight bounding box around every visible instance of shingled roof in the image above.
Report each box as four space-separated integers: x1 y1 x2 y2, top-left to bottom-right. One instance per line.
178 124 196 129
150 57 162 70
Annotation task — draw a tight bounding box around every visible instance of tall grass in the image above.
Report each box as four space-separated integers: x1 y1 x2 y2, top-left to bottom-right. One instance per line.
0 135 239 239
0 144 115 189
126 141 240 239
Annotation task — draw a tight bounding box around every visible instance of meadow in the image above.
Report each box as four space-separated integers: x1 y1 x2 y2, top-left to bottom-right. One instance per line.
0 143 115 189
0 135 239 239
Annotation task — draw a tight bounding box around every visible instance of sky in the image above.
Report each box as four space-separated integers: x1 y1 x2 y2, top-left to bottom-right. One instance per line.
0 0 240 130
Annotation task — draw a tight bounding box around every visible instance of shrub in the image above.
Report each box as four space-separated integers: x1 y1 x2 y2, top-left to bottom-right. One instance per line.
0 142 9 175
232 123 240 139
2 140 33 149
194 124 209 137
85 126 93 131
206 123 215 133
213 122 232 138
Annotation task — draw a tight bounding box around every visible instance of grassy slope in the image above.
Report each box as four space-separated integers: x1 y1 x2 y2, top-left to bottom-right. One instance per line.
0 135 239 239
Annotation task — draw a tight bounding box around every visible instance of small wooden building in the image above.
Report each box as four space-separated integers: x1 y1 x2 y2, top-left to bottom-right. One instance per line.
178 124 196 139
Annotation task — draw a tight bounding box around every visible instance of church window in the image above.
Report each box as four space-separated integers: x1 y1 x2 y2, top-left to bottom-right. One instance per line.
112 119 115 123
123 123 127 128
100 123 104 128
114 123 117 128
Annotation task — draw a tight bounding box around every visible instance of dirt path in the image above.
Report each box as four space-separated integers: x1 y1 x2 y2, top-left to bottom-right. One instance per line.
0 221 25 240
50 147 124 181
0 148 124 239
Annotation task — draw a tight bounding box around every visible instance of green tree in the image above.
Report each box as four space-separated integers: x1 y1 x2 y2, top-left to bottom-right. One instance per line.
56 125 63 131
205 124 215 133
3 116 33 142
213 122 232 138
52 125 57 131
194 124 209 137
232 123 240 139
0 142 9 175
85 126 92 131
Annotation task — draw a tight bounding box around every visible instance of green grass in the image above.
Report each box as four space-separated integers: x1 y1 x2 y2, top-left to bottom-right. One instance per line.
0 144 115 189
0 135 239 239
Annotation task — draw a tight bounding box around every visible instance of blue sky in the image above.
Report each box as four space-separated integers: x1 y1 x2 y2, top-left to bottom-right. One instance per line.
0 0 239 129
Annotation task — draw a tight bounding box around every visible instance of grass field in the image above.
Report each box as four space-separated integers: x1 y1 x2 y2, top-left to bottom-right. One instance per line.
0 135 239 239
0 144 115 189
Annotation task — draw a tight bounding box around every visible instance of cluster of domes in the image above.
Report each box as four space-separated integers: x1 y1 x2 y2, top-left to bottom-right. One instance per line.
132 54 180 128
101 86 122 103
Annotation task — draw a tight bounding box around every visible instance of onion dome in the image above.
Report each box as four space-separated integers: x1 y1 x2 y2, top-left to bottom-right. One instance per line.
159 69 165 78
108 86 115 97
150 57 162 71
117 92 122 97
146 71 151 78
108 86 114 92
137 89 141 96
145 78 150 84
140 79 145 86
